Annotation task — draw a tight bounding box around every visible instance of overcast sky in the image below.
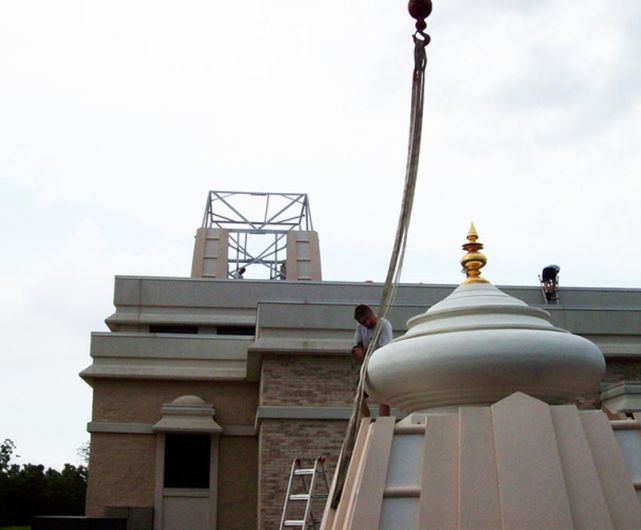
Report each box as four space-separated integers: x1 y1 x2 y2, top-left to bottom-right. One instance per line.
1 1 640 469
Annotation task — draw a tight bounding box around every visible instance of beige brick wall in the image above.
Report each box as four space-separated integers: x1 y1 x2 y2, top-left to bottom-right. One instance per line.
87 379 259 519
91 379 258 425
257 355 361 528
86 433 156 517
258 420 346 530
88 355 359 526
260 354 358 406
87 431 260 525
218 436 258 530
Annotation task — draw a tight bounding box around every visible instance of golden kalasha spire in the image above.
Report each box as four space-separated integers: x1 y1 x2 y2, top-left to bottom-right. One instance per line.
460 222 489 284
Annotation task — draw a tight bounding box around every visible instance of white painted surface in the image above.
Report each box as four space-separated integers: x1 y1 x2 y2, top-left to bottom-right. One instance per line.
379 498 417 530
162 490 210 530
385 434 421 490
615 428 641 483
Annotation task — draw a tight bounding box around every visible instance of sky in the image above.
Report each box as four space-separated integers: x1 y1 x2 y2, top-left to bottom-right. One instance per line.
1 1 640 469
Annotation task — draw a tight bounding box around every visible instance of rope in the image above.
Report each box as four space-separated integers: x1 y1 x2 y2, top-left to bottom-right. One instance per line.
330 33 429 509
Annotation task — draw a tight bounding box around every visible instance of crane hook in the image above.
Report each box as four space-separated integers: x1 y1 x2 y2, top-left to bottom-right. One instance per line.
408 0 432 41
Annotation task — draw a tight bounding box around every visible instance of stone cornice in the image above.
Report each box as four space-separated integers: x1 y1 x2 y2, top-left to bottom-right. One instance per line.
87 421 255 436
253 405 387 431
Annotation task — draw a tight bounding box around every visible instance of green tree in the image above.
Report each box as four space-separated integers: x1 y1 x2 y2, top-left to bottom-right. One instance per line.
76 440 90 467
0 438 17 472
0 439 87 526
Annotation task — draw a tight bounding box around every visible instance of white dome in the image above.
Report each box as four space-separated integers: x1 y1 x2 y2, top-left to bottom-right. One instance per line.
365 282 605 413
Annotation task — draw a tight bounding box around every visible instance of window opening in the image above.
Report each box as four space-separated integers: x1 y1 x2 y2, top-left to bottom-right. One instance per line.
164 434 211 488
150 325 198 334
216 326 256 336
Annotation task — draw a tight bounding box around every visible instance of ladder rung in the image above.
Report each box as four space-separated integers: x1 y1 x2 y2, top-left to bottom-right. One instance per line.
289 494 310 501
281 456 329 530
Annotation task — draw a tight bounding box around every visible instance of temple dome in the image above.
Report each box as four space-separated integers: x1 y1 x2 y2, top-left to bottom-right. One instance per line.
365 226 605 413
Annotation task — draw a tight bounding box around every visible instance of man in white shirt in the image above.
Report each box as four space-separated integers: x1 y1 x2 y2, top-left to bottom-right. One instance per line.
351 304 393 416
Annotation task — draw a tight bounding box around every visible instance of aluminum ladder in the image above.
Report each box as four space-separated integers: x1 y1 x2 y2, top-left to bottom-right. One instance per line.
279 456 330 530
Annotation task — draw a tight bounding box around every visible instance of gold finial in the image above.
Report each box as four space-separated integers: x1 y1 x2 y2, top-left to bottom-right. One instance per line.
460 222 489 284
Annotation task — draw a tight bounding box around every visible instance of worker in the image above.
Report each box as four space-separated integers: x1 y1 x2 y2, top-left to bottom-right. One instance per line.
351 304 393 416
231 266 246 279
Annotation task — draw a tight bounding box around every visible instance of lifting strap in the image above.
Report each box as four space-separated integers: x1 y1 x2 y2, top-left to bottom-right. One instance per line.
330 29 430 508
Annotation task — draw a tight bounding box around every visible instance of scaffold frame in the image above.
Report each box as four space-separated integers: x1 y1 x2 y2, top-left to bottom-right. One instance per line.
201 191 313 279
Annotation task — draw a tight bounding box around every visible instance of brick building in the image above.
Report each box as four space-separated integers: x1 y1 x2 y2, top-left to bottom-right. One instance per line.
80 221 641 529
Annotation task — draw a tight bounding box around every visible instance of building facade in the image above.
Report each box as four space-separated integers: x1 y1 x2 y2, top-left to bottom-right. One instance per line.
81 230 641 529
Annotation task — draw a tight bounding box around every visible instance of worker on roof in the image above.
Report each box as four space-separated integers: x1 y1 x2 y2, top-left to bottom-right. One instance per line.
231 266 246 279
352 304 393 416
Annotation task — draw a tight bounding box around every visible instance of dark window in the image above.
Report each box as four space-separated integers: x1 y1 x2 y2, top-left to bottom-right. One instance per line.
149 325 198 334
164 434 211 488
216 326 255 336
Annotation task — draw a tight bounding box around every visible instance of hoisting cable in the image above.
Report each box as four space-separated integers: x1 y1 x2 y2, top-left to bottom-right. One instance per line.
330 0 433 509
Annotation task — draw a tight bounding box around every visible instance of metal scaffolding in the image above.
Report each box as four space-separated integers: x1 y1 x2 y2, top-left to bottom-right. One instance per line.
201 191 314 279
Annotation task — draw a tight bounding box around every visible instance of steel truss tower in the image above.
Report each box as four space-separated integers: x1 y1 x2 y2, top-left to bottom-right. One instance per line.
201 191 314 279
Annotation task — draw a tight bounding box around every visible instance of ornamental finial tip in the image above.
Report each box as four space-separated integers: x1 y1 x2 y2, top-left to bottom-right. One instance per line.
460 222 489 284
467 222 478 240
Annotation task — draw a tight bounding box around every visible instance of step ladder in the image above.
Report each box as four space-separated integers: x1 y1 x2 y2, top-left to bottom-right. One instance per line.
279 456 330 530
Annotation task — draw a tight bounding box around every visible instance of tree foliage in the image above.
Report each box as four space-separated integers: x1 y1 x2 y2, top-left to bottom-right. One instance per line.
0 438 16 472
76 441 90 467
0 439 87 526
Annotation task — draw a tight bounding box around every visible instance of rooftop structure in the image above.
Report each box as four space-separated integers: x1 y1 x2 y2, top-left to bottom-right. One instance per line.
193 191 319 281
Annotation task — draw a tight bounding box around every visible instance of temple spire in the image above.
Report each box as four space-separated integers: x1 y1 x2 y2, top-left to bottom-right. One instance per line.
460 222 489 284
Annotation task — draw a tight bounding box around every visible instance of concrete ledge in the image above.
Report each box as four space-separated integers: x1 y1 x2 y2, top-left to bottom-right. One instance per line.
83 333 252 382
80 364 247 381
601 382 641 413
249 338 351 354
88 422 153 434
163 488 209 498
107 310 256 329
112 275 641 309
257 406 355 420
602 382 641 399
254 405 402 430
546 308 641 335
591 338 641 358
88 421 256 436
91 332 251 359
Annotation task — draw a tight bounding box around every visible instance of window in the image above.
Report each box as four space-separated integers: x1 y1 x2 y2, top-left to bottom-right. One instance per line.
216 325 255 336
163 434 211 488
149 325 198 334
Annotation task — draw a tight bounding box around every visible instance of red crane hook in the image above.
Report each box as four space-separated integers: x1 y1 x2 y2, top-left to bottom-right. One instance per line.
408 0 432 35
